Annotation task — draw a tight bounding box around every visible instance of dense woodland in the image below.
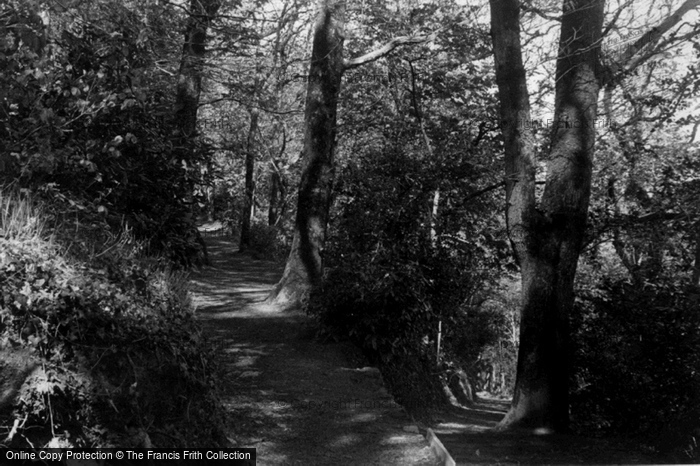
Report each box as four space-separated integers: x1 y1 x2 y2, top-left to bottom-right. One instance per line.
1 0 699 461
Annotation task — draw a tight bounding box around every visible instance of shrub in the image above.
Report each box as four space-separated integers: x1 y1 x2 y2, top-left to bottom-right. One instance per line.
1 0 209 267
307 144 505 416
571 278 700 462
0 192 225 448
246 222 290 262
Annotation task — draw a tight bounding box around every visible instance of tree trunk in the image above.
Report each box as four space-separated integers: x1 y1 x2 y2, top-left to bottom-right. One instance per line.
269 161 282 226
174 0 220 141
240 109 259 251
447 369 475 406
268 0 345 304
489 0 604 431
173 0 220 266
693 222 700 287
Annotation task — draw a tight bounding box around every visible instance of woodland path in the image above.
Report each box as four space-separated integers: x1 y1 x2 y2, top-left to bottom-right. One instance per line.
189 237 438 466
189 236 662 466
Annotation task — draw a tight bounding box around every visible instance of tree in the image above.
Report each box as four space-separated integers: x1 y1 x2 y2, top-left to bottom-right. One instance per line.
489 0 700 431
268 0 345 303
173 0 222 264
239 107 259 251
269 0 438 304
174 0 222 140
489 0 605 431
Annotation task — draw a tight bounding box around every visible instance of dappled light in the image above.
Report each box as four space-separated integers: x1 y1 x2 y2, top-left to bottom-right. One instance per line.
1 0 699 463
190 237 436 464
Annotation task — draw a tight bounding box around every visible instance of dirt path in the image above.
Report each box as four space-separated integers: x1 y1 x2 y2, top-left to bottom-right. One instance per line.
189 237 438 466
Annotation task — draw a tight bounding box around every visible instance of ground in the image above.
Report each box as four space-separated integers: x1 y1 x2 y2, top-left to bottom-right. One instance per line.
190 236 664 466
189 237 438 465
428 396 660 465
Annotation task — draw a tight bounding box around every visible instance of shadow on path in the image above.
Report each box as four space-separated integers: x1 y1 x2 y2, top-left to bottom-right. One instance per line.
431 393 660 464
190 238 437 466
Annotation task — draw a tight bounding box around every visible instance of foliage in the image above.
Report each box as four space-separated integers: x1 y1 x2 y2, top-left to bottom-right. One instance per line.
246 222 290 262
571 268 700 462
2 0 699 453
0 192 225 447
0 0 208 266
475 282 520 396
307 138 505 413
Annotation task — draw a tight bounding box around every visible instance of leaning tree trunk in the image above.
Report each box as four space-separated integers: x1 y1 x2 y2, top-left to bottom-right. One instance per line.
239 109 259 252
490 0 604 431
268 0 345 304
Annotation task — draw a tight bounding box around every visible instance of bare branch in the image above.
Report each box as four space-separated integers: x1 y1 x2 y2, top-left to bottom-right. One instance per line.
614 0 700 74
343 30 441 71
460 180 546 205
690 121 700 144
199 95 302 116
463 181 505 203
521 1 561 22
623 24 700 74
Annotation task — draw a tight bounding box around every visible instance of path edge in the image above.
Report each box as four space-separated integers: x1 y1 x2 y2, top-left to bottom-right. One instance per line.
426 428 456 466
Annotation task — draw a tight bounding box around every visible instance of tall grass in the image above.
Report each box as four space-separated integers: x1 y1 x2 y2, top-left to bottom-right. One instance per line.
0 188 216 448
0 188 192 314
0 190 46 242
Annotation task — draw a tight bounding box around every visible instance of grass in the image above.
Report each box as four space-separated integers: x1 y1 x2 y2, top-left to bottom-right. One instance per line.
1 190 48 243
0 189 225 448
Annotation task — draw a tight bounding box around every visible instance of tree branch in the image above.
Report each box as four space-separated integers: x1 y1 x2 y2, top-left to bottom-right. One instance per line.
623 24 700 74
624 0 700 62
603 0 700 85
520 1 561 22
463 181 505 203
343 30 440 71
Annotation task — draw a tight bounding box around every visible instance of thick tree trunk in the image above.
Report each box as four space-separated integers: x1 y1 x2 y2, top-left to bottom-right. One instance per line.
239 109 259 251
490 0 604 431
268 0 345 304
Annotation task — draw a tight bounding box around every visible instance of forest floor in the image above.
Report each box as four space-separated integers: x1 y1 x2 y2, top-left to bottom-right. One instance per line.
190 236 662 466
189 236 438 465
427 397 662 465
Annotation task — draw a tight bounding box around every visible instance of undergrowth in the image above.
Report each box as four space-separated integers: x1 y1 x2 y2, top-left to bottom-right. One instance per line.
0 192 225 448
246 222 290 263
572 277 700 463
306 144 506 420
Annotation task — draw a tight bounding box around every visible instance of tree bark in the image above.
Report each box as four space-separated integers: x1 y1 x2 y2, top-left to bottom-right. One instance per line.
489 0 604 431
268 160 285 226
268 0 345 304
173 0 220 266
693 222 700 287
174 0 220 140
239 109 259 251
268 1 439 304
268 126 287 227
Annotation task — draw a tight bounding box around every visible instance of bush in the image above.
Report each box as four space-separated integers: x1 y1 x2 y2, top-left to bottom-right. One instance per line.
307 144 504 415
0 192 225 448
571 278 700 462
1 0 209 267
246 222 290 262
